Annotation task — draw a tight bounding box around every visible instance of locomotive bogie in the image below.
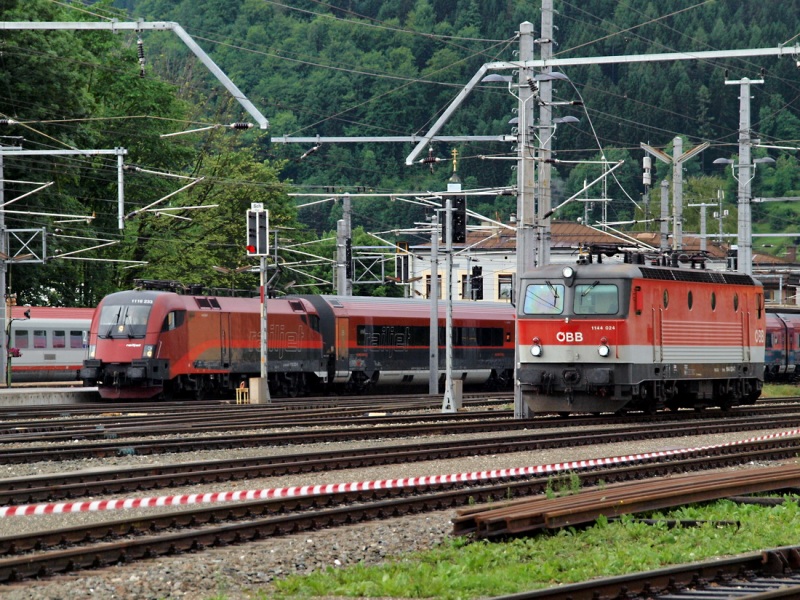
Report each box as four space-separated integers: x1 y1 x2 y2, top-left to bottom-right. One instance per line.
517 262 765 415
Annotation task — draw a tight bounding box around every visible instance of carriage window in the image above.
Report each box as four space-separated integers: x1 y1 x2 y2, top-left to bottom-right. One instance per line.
33 330 47 349
13 330 29 349
522 283 564 315
574 283 618 315
53 330 66 349
70 331 85 349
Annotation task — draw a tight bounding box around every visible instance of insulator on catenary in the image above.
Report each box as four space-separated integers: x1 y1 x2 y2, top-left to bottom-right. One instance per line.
0 119 17 125
137 36 146 78
230 122 254 129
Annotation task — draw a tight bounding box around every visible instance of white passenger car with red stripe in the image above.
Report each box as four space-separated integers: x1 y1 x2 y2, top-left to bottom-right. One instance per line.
517 251 765 415
7 306 93 383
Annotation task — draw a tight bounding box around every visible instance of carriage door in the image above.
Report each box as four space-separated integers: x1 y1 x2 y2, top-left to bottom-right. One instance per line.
336 317 349 378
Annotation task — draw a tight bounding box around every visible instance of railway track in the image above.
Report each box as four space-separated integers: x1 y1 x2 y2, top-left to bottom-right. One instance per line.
1 413 800 503
3 406 800 466
3 395 800 595
1 436 799 584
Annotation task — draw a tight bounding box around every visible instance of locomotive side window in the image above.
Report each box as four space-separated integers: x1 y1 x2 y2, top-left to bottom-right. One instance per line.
574 283 618 315
733 293 739 312
711 292 717 311
663 290 669 309
687 291 693 310
161 310 186 332
53 330 66 349
522 282 564 315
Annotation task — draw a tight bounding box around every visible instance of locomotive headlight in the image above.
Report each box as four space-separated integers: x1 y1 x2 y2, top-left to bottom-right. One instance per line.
142 344 156 359
88 344 96 359
562 266 576 287
598 336 610 358
530 337 543 357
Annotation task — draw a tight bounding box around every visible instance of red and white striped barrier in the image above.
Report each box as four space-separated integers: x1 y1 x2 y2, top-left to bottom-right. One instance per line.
2 428 799 518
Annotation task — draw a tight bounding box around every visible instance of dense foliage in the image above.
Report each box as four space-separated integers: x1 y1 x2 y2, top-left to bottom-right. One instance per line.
1 0 800 304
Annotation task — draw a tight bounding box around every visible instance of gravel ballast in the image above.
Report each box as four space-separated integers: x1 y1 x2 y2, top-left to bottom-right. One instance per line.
0 419 795 600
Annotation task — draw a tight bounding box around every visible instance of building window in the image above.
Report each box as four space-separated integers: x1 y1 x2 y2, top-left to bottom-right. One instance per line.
498 274 513 302
425 274 442 299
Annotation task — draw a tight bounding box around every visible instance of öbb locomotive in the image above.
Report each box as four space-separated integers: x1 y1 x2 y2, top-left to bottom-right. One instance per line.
516 252 766 415
80 285 516 400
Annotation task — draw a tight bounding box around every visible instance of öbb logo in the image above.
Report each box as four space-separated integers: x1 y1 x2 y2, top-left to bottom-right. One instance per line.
556 331 583 343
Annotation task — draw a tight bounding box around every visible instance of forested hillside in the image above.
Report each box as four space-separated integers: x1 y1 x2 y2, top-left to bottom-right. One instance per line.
1 0 799 304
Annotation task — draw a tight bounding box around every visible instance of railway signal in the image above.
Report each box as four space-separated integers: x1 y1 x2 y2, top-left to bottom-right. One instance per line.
246 209 268 256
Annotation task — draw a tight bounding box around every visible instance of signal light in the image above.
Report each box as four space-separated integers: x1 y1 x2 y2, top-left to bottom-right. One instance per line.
246 209 268 256
345 237 353 278
452 196 467 243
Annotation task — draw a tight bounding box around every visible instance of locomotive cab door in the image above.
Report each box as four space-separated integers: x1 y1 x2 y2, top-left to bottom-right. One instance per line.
220 312 231 368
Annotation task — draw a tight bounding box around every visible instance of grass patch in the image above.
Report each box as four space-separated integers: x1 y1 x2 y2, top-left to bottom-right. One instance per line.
763 383 799 398
262 498 800 600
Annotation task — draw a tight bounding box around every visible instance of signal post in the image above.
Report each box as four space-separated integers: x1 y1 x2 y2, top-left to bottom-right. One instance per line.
246 204 270 403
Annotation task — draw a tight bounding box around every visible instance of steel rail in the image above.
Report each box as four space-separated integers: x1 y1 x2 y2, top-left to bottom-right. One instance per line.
0 440 799 584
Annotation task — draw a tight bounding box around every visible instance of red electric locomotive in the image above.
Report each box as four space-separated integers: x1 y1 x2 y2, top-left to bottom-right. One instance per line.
80 282 515 400
516 250 765 415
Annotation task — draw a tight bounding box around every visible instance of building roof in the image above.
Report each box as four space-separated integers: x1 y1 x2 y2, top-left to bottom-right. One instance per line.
410 221 628 252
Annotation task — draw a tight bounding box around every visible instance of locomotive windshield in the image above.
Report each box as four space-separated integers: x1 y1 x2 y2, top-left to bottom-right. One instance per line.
574 283 619 315
97 303 151 338
522 282 565 315
522 280 620 316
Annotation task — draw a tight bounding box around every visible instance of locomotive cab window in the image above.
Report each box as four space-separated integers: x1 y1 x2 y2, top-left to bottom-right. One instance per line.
161 310 186 332
522 282 565 315
99 303 152 338
574 283 618 315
